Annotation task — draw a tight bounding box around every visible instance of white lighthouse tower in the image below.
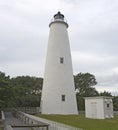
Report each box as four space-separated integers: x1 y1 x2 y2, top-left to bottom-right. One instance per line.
41 12 78 114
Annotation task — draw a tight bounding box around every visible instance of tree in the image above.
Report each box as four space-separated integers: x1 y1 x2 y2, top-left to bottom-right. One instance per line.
0 71 43 108
74 72 98 97
99 91 112 96
74 72 98 110
113 96 118 111
0 71 16 107
11 76 43 107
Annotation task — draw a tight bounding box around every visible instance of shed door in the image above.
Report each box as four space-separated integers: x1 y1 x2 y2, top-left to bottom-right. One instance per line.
91 102 97 118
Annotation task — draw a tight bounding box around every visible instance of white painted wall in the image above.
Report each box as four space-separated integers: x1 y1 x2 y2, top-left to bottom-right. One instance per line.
85 97 114 119
41 13 78 114
104 98 114 118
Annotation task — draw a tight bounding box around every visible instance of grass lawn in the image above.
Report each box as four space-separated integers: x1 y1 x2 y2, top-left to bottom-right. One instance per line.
36 114 118 130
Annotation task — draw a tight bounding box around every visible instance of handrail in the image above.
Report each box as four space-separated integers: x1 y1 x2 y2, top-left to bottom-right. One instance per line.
16 111 83 130
0 111 5 130
14 110 49 129
6 125 13 130
1 111 5 120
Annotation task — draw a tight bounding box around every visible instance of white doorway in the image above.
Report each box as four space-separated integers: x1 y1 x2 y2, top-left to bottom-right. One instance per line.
91 102 97 118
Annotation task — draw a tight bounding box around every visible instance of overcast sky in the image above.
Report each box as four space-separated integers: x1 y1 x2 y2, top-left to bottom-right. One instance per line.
0 0 118 95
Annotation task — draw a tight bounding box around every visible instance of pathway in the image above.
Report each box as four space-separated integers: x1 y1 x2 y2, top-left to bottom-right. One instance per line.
4 112 30 130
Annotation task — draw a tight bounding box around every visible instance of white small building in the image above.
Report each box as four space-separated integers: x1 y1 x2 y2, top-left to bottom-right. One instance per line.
84 96 114 119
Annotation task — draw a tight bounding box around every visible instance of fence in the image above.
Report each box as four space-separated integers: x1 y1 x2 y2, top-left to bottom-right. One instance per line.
6 124 49 130
114 111 118 115
2 107 40 114
35 116 84 130
16 111 83 130
14 110 49 130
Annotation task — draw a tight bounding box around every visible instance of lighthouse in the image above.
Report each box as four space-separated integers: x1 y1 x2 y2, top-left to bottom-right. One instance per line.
41 12 78 114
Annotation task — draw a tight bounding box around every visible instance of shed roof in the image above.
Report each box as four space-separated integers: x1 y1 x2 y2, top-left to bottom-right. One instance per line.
84 96 113 100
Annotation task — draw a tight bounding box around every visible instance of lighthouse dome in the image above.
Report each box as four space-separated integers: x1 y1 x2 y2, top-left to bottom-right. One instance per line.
54 12 64 20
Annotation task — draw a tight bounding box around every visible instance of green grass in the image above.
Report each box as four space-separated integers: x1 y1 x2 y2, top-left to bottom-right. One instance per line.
36 114 118 130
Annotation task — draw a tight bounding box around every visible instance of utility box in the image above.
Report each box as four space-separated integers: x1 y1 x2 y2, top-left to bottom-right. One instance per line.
84 96 114 119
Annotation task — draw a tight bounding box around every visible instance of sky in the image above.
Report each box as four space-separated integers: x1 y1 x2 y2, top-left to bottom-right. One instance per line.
0 0 118 95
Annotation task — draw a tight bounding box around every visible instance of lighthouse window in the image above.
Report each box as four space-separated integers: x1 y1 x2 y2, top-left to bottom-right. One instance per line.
60 57 64 64
62 95 65 101
107 103 110 108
